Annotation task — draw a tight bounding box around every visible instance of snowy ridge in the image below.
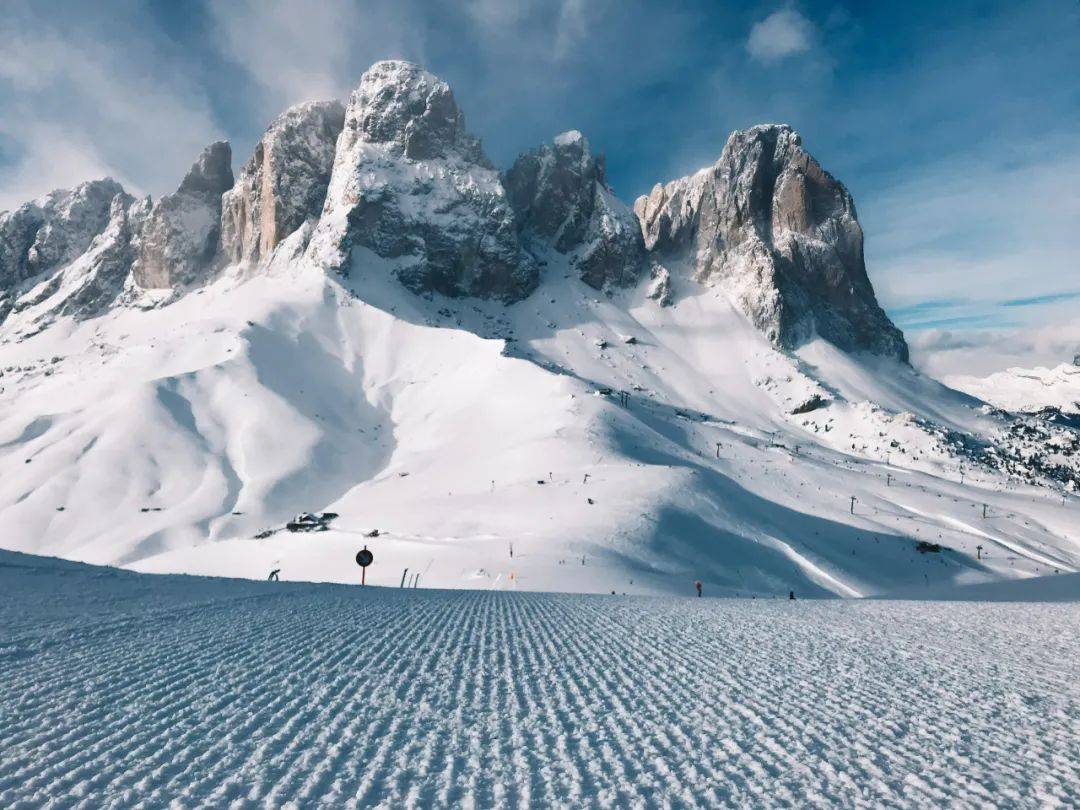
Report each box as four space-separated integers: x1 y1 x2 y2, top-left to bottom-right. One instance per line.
948 362 1080 416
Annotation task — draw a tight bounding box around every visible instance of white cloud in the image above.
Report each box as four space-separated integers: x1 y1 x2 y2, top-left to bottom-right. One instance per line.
0 10 221 209
746 9 814 63
0 125 122 209
553 0 592 60
863 144 1080 319
909 320 1080 379
860 144 1080 378
463 0 603 62
207 0 427 117
465 0 529 30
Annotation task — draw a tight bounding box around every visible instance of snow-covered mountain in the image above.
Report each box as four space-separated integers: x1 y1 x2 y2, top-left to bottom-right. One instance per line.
947 361 1080 418
1 60 1077 597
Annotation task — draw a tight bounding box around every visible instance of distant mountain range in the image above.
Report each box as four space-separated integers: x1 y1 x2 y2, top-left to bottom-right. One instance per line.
948 361 1080 417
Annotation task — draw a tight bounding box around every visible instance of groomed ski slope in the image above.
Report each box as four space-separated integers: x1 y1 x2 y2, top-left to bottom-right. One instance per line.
2 551 1078 808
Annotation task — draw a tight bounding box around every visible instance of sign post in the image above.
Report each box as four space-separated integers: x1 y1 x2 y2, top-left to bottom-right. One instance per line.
355 546 374 586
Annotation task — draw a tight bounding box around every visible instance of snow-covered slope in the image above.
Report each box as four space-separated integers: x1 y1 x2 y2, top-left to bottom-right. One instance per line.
2 549 1077 807
948 362 1080 416
2 250 1077 597
1 60 1078 597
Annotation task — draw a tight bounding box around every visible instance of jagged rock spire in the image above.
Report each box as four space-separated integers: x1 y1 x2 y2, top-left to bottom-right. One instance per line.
133 141 233 289
636 124 908 361
1 179 126 290
307 60 537 302
220 101 345 267
506 130 645 290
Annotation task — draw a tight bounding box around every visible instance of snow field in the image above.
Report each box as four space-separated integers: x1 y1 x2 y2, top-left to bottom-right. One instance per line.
2 258 1078 597
1 553 1077 808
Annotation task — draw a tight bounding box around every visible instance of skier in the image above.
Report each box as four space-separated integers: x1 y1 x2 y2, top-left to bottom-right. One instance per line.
789 590 795 600
695 580 702 598
268 569 280 582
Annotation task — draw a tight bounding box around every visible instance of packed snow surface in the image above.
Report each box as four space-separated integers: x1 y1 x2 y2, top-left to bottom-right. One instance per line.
1 551 1078 808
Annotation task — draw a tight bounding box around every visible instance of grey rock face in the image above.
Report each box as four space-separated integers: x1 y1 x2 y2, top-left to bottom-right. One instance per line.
220 101 345 267
56 193 150 318
0 179 126 290
133 141 233 289
0 190 150 330
635 124 907 361
505 130 644 290
307 61 537 302
354 60 486 164
647 265 673 307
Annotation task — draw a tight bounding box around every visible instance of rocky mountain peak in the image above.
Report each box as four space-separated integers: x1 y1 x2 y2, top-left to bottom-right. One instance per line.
306 63 536 301
220 101 345 267
0 178 130 325
4 68 905 360
1 178 127 291
351 60 485 164
132 141 234 289
635 123 908 361
506 130 602 249
505 130 644 290
176 141 233 197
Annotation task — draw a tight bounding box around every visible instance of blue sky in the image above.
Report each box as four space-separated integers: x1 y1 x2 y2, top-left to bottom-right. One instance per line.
1 0 1077 374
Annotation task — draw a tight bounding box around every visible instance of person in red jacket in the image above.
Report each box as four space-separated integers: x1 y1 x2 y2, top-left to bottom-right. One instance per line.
695 580 702 597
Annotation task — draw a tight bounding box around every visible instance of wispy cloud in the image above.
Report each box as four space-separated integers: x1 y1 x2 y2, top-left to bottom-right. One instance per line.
1001 291 1080 309
865 143 1080 335
888 299 967 322
0 3 221 209
206 0 426 117
463 0 606 63
910 320 1080 378
746 9 814 63
888 291 1080 332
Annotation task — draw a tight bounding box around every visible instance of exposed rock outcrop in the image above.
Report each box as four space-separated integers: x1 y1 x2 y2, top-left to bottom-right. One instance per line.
635 125 907 360
57 194 151 318
1 193 151 330
132 141 233 289
307 60 537 302
647 265 673 307
1 179 130 325
220 101 345 267
3 68 908 366
1 179 126 291
505 130 644 290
